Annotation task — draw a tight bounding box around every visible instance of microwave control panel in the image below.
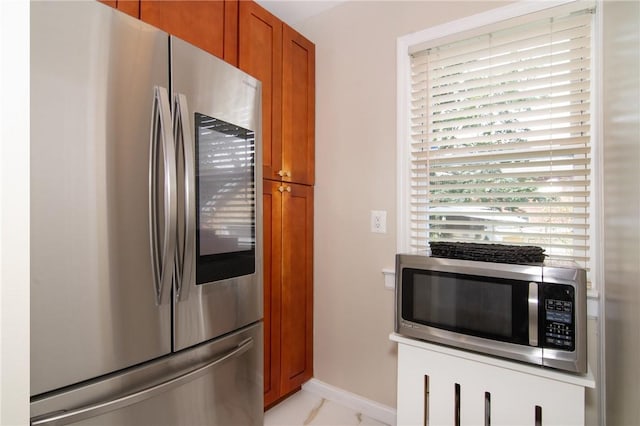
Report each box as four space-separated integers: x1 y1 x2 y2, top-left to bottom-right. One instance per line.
542 284 575 351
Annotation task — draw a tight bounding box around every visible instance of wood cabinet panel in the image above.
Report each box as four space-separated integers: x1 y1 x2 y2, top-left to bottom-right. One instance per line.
223 0 239 66
279 183 314 394
99 0 237 64
241 3 315 408
140 0 238 64
282 25 315 186
99 0 138 17
116 0 139 18
263 181 282 406
239 2 283 183
263 181 313 407
239 3 315 186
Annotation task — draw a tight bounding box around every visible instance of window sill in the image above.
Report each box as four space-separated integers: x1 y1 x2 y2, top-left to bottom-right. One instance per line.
587 289 599 319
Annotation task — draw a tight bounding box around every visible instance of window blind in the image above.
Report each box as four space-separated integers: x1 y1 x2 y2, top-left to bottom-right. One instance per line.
409 7 593 269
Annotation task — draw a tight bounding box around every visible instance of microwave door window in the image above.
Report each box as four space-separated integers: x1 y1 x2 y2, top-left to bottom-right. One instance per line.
407 270 529 344
195 113 256 284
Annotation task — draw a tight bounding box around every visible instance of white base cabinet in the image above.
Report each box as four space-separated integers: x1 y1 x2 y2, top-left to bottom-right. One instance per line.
391 334 595 426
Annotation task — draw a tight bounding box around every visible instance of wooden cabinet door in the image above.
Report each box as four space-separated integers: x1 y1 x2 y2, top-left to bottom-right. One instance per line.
263 180 282 408
279 183 314 395
282 25 315 186
263 181 314 407
140 0 238 64
117 0 139 17
239 2 283 183
98 0 139 18
240 3 315 186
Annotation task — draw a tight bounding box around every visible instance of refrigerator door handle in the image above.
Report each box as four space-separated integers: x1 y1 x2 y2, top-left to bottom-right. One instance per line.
30 338 254 426
149 86 177 306
172 93 195 302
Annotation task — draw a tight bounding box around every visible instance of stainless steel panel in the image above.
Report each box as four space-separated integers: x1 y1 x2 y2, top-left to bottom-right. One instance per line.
30 1 171 395
542 264 587 374
170 37 263 350
395 254 587 373
31 323 264 426
394 253 543 343
396 254 543 284
395 254 544 367
528 282 539 347
397 320 544 367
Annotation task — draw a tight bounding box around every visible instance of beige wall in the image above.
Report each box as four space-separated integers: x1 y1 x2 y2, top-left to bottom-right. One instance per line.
297 0 511 408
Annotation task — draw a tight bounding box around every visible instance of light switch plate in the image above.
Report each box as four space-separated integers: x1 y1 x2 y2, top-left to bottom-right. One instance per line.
371 210 387 233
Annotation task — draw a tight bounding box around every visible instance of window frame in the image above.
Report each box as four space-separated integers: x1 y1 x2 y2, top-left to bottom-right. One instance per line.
396 0 603 296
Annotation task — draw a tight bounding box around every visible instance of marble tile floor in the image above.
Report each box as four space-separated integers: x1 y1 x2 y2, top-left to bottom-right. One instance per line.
264 389 390 426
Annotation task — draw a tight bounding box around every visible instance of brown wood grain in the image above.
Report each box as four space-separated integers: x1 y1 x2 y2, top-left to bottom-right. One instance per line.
282 25 315 186
263 180 283 408
140 0 226 59
239 1 283 183
279 183 314 394
99 0 117 8
116 0 139 18
223 0 239 66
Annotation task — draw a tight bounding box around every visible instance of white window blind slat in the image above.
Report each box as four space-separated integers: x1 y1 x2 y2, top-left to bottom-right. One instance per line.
424 178 590 191
424 81 591 115
418 62 591 101
425 170 589 185
428 37 591 85
422 12 593 64
408 4 593 275
412 92 591 124
420 105 591 133
428 32 591 78
414 140 591 161
413 210 589 220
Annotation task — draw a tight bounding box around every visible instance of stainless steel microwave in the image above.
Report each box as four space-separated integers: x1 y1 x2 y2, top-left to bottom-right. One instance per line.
395 254 587 374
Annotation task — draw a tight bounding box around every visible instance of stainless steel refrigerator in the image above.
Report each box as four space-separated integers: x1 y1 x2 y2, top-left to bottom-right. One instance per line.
30 2 263 424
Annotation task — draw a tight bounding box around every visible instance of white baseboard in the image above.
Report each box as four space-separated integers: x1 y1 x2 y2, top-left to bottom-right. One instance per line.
302 378 397 426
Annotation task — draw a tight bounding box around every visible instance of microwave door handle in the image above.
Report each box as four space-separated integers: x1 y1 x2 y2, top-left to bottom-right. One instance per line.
528 282 539 347
173 93 195 302
149 86 177 306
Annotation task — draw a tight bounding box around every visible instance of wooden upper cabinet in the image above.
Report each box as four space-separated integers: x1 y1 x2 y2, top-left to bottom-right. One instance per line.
282 25 315 186
239 2 283 184
140 0 239 65
98 0 139 18
239 2 315 185
117 0 140 18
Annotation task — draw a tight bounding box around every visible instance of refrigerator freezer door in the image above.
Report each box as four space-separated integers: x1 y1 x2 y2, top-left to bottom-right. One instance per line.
30 1 172 396
30 323 263 426
171 37 263 351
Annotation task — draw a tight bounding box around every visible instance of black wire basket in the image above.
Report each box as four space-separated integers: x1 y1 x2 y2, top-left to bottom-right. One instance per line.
429 242 546 265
